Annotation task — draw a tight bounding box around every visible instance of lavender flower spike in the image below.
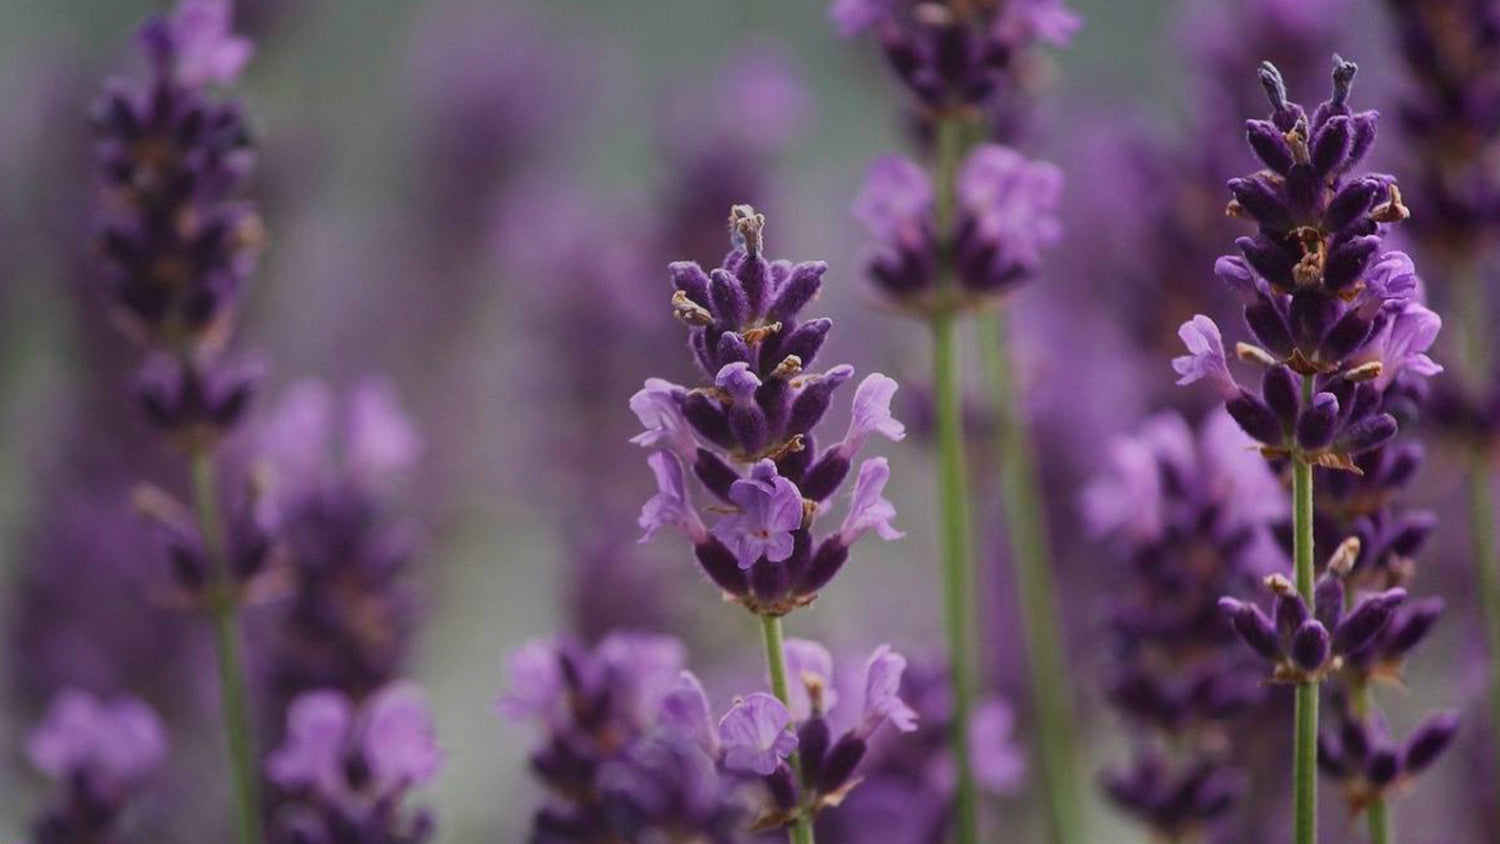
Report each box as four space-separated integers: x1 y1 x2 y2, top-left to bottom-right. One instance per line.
634 205 904 615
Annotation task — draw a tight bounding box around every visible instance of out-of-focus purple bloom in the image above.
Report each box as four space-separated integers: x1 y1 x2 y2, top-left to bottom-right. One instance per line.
1319 695 1460 809
784 639 838 721
968 700 1026 794
859 645 919 737
720 693 799 776
854 144 1063 312
155 0 253 87
266 682 441 842
27 690 167 844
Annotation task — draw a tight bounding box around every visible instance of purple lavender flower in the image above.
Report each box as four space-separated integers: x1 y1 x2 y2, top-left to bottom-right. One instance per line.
265 682 441 843
500 634 749 840
632 206 904 616
1084 411 1282 839
1175 59 1439 471
248 379 425 728
1318 695 1460 813
720 693 800 776
829 0 1078 136
27 690 167 844
852 144 1062 313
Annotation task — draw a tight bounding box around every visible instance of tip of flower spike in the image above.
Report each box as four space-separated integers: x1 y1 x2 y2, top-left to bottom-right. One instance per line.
1331 54 1358 106
1258 61 1288 112
729 205 765 257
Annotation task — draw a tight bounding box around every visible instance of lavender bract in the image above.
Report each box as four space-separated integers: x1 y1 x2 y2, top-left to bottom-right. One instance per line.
633 206 905 616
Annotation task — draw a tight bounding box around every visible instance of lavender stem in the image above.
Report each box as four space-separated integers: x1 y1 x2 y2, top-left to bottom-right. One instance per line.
190 448 264 844
978 310 1083 844
1294 374 1318 844
760 614 815 844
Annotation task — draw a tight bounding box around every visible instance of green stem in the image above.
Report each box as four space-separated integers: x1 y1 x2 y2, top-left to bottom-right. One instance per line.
760 615 814 844
1293 375 1318 844
977 312 1083 844
1349 681 1391 844
190 449 264 844
932 309 980 844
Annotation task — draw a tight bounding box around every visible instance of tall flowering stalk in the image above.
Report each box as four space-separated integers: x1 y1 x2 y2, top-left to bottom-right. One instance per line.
1382 0 1500 814
632 206 907 842
1175 57 1451 844
90 3 264 841
835 2 1077 840
1083 410 1286 840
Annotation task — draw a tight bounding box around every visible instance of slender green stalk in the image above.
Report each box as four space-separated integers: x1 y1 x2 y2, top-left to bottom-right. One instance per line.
1293 375 1318 844
977 312 1082 844
1349 679 1390 843
931 309 981 844
760 614 815 844
190 449 264 844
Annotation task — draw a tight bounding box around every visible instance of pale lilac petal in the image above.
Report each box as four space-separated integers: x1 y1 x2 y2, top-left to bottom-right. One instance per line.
346 376 422 481
658 671 719 755
168 0 253 86
861 645 918 735
969 699 1026 794
496 639 563 722
840 458 903 545
266 691 353 795
629 378 698 461
361 682 443 792
639 452 706 544
852 155 933 242
783 638 837 720
718 693 797 776
841 373 906 457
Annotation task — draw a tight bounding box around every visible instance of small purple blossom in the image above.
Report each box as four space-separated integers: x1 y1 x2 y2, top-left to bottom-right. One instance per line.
957 144 1064 274
839 458 904 546
719 692 799 776
659 671 720 756
852 155 933 244
1172 315 1235 397
156 0 253 87
860 644 919 736
968 699 1026 794
839 373 907 458
784 638 838 720
28 690 167 788
267 682 443 799
639 452 708 545
713 460 805 570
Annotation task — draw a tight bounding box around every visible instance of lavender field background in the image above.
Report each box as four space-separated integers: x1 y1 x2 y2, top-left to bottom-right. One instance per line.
0 1 1484 842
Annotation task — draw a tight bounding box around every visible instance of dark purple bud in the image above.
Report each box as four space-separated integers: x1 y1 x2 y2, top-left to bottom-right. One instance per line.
1323 236 1380 293
798 717 831 787
1291 620 1331 673
1402 711 1460 775
708 268 748 327
1383 598 1443 657
1263 365 1300 428
738 254 771 316
775 318 833 370
670 261 712 307
1246 120 1294 174
1289 291 1338 349
1220 598 1282 661
798 539 849 595
750 559 791 604
1310 116 1352 176
1325 179 1382 233
1230 176 1292 228
1340 714 1371 764
682 394 734 450
1334 589 1406 655
1337 413 1398 454
1274 589 1310 647
1320 309 1374 363
1245 299 1295 356
727 404 768 455
1227 389 1284 446
785 366 853 438
799 450 852 503
1388 512 1435 558
764 765 798 812
1367 746 1399 787
1318 731 1348 777
1296 392 1340 451
766 262 826 324
716 332 751 367
817 734 867 795
1238 236 1297 288
693 448 739 502
1346 113 1377 168
695 539 749 597
1314 575 1344 631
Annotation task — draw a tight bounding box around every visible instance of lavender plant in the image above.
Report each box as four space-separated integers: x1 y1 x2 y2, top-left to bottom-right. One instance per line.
500 633 918 842
1174 57 1451 844
836 2 1078 840
632 205 906 842
89 3 266 840
1381 0 1500 815
1082 410 1286 840
26 690 168 844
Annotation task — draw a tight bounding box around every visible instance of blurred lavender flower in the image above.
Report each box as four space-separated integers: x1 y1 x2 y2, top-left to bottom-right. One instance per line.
27 690 167 844
830 0 1078 138
1084 411 1282 839
633 206 905 616
265 682 442 843
1318 694 1460 815
249 379 425 729
852 145 1062 313
499 633 747 840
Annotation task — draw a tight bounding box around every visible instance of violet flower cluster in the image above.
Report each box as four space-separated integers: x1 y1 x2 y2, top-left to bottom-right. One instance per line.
851 144 1062 313
500 633 919 839
251 379 424 730
1173 58 1441 472
633 206 906 617
27 691 168 844
265 682 443 844
830 0 1078 138
1083 411 1283 839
